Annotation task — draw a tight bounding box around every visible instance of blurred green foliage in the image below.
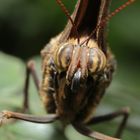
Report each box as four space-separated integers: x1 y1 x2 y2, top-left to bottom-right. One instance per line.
0 0 140 140
0 0 76 59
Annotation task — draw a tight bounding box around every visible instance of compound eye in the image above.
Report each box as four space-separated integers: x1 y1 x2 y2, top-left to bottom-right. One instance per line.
88 48 106 73
57 43 74 69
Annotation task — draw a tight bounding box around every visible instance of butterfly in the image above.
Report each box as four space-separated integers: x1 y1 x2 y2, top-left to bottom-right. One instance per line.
0 0 135 140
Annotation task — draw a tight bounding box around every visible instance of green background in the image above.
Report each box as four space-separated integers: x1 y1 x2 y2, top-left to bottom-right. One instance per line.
0 0 140 140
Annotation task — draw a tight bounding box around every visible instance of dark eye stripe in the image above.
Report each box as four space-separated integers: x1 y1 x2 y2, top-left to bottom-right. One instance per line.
88 48 98 72
88 48 94 70
65 47 72 64
95 49 101 72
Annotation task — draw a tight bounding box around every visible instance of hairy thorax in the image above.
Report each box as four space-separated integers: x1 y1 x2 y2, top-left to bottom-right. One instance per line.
40 35 115 124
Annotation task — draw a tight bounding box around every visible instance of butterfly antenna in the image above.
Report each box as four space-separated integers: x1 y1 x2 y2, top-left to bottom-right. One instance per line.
56 0 80 43
81 0 136 46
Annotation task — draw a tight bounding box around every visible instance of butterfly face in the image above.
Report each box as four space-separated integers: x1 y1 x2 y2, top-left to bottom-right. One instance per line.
54 37 107 89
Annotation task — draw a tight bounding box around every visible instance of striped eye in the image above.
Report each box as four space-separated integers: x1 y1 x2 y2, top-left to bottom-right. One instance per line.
56 43 74 70
88 48 106 73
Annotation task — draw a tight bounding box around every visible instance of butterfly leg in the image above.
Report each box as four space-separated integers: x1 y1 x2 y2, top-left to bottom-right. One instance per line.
72 122 120 140
22 60 40 112
86 107 130 138
0 110 58 125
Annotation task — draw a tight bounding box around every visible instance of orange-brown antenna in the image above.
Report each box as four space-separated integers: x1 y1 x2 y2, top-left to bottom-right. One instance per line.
81 0 136 46
56 0 80 43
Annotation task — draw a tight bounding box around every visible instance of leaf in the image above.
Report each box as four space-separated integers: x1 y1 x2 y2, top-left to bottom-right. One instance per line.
0 52 24 110
0 52 59 140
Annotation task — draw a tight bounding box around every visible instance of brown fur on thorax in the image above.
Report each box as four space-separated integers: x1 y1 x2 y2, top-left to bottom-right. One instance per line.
40 33 116 124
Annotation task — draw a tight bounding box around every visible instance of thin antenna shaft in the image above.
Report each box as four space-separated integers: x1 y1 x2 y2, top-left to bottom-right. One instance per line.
56 0 80 43
81 0 136 46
